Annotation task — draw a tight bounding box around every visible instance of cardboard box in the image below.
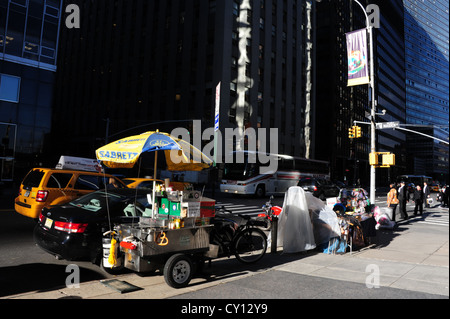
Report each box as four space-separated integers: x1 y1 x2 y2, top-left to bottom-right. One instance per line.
182 202 200 217
200 198 215 217
158 198 181 217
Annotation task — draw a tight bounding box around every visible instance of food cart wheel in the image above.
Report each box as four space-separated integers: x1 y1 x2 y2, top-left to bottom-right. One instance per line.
163 253 193 288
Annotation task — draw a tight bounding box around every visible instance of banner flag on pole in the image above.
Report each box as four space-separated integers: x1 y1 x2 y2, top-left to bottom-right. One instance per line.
346 28 370 86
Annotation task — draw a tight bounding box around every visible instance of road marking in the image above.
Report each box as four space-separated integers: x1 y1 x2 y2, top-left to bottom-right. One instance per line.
216 202 262 216
417 220 449 226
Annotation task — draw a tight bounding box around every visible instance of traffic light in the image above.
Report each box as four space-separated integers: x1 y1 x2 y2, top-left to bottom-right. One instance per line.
348 126 355 138
355 126 362 138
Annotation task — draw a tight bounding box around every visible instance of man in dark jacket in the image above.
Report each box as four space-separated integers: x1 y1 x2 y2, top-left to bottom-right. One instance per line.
413 185 424 216
398 181 409 220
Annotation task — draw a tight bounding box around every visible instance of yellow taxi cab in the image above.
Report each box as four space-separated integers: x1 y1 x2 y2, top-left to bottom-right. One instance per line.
122 177 192 191
430 182 441 192
15 168 126 219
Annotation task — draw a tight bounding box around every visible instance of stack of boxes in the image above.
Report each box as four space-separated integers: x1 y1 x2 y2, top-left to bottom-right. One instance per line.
156 190 215 225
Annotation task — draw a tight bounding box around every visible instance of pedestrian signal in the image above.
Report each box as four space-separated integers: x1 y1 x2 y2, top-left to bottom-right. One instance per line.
370 152 395 167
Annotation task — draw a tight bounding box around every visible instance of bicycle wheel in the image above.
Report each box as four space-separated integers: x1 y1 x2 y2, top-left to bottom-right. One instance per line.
233 228 267 263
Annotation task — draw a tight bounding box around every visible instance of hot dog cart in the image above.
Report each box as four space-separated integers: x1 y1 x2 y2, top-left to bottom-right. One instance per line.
104 190 218 288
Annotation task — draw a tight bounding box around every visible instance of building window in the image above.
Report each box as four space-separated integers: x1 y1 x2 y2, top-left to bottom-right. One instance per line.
0 74 21 103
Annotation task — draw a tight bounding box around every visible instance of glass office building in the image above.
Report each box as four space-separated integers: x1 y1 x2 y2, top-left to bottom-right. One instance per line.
403 0 449 181
0 0 63 181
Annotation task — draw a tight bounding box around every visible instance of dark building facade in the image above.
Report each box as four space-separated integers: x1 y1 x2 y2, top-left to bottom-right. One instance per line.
315 0 407 187
0 0 63 182
50 0 318 168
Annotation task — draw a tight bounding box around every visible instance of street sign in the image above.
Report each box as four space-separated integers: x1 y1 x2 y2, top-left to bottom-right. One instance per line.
376 121 399 129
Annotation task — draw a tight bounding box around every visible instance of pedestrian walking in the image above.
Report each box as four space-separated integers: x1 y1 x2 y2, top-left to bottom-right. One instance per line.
387 183 399 222
413 185 424 216
423 181 431 208
398 181 409 220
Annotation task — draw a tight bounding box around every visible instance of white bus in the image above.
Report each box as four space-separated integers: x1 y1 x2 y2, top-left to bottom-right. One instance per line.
220 151 330 197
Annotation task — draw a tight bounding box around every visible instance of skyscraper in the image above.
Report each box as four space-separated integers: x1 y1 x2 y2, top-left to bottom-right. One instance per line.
403 0 449 181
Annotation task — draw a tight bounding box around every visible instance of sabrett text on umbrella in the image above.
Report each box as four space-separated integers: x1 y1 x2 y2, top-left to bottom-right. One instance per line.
98 151 139 161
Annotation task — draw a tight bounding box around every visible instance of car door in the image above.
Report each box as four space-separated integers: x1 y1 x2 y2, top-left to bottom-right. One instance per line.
73 174 103 197
45 172 75 205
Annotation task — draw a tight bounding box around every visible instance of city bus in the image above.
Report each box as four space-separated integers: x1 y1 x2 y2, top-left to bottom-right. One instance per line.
220 151 330 197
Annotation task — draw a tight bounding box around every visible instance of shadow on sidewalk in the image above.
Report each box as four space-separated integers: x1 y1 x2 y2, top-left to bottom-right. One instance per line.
0 263 108 297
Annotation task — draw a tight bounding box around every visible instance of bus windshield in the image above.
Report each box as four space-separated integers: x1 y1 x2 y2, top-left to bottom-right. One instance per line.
223 162 259 180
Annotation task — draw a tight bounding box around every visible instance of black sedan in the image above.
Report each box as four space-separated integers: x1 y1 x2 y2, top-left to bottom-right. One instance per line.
297 177 341 200
34 188 150 264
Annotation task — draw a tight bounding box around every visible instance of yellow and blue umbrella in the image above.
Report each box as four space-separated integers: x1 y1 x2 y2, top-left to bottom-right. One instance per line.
96 130 212 171
96 131 212 218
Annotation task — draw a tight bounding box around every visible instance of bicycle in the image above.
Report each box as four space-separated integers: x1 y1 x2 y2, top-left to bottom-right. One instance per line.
210 206 268 264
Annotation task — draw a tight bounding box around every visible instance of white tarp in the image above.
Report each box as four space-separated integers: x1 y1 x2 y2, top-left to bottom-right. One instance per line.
276 186 316 253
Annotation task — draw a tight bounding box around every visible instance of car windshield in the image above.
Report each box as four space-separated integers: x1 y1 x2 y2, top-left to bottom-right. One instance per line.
69 191 127 212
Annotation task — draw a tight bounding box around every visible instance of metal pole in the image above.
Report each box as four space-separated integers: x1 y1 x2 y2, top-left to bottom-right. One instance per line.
394 127 449 145
352 0 376 204
368 24 376 205
270 216 278 254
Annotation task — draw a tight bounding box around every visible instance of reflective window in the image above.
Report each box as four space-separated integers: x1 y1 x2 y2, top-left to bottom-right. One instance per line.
0 0 62 69
0 74 21 103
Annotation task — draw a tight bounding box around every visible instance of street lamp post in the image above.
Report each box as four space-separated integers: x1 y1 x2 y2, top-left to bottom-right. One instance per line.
352 0 376 204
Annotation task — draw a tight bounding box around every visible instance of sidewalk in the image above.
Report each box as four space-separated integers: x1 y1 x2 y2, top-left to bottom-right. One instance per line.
3 218 448 299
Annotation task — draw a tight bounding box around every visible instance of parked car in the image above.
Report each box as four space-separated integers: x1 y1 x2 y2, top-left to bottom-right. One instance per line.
297 177 341 200
34 188 150 264
122 178 164 189
15 168 127 219
430 182 441 193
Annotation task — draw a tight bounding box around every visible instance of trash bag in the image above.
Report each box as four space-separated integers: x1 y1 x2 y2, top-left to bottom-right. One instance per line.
374 206 396 230
307 193 341 247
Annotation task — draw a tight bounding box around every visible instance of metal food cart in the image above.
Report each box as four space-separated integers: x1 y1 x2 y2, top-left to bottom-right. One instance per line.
95 130 218 288
109 216 214 288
